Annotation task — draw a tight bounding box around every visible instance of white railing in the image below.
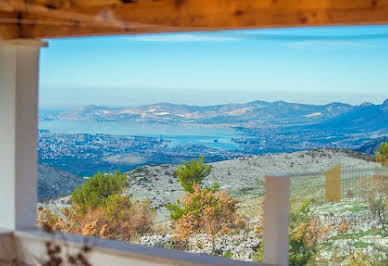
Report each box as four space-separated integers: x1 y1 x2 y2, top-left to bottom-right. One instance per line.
0 228 266 266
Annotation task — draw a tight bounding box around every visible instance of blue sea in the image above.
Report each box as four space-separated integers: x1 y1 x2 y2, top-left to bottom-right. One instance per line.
39 120 241 151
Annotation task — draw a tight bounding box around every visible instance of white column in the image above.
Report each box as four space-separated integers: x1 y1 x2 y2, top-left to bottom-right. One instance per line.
0 40 45 230
263 175 290 266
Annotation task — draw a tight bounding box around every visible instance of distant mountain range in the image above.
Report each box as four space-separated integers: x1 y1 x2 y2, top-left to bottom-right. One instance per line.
40 100 360 126
313 99 388 133
41 98 388 133
39 98 388 157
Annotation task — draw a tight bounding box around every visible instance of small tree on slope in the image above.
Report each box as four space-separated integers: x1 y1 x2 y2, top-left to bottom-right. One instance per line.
167 157 243 253
175 156 212 193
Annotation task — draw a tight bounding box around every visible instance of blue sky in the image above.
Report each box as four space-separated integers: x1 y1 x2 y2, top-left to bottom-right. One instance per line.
39 26 388 109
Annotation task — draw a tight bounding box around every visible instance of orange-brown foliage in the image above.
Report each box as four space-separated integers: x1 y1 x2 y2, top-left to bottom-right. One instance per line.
38 196 155 242
339 219 350 234
173 185 244 253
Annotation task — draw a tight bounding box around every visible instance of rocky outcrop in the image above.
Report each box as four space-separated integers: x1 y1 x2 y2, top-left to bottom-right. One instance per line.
138 231 261 262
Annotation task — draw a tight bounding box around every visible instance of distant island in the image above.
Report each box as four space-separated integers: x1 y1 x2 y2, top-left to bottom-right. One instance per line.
40 99 357 126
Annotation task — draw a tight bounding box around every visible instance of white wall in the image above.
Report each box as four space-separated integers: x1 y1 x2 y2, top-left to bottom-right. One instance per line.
0 41 43 230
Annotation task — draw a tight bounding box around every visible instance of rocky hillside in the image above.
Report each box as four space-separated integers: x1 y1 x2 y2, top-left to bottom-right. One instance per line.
38 164 84 201
39 149 387 263
130 150 386 263
126 149 379 222
40 149 379 210
138 200 388 263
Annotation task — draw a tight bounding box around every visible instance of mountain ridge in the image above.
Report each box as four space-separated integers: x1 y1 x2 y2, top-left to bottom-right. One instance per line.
312 100 388 132
40 99 360 127
355 136 388 155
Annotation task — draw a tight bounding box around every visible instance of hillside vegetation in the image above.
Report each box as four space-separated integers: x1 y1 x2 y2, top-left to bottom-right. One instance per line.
38 147 388 264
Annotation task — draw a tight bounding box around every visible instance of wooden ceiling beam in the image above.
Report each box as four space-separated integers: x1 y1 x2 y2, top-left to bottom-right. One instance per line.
0 11 19 40
1 0 388 39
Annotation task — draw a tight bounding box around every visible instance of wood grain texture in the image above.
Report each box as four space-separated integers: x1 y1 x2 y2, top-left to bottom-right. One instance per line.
0 11 19 40
1 0 388 39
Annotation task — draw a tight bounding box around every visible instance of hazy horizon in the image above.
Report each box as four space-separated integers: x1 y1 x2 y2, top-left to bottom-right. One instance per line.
39 25 388 109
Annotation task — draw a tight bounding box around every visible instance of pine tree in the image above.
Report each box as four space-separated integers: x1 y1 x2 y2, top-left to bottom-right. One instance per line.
175 156 212 193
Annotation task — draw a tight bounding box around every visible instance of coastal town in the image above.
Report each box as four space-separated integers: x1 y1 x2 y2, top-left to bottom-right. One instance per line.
38 130 243 176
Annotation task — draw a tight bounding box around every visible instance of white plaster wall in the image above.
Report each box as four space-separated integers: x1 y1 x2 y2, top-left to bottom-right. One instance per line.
0 42 41 230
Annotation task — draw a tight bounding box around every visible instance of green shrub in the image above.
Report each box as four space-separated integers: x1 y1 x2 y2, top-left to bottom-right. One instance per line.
71 171 128 215
102 193 133 222
175 156 212 193
289 234 313 266
375 142 388 166
223 251 233 258
367 194 388 235
289 200 322 266
251 243 263 262
375 248 388 266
